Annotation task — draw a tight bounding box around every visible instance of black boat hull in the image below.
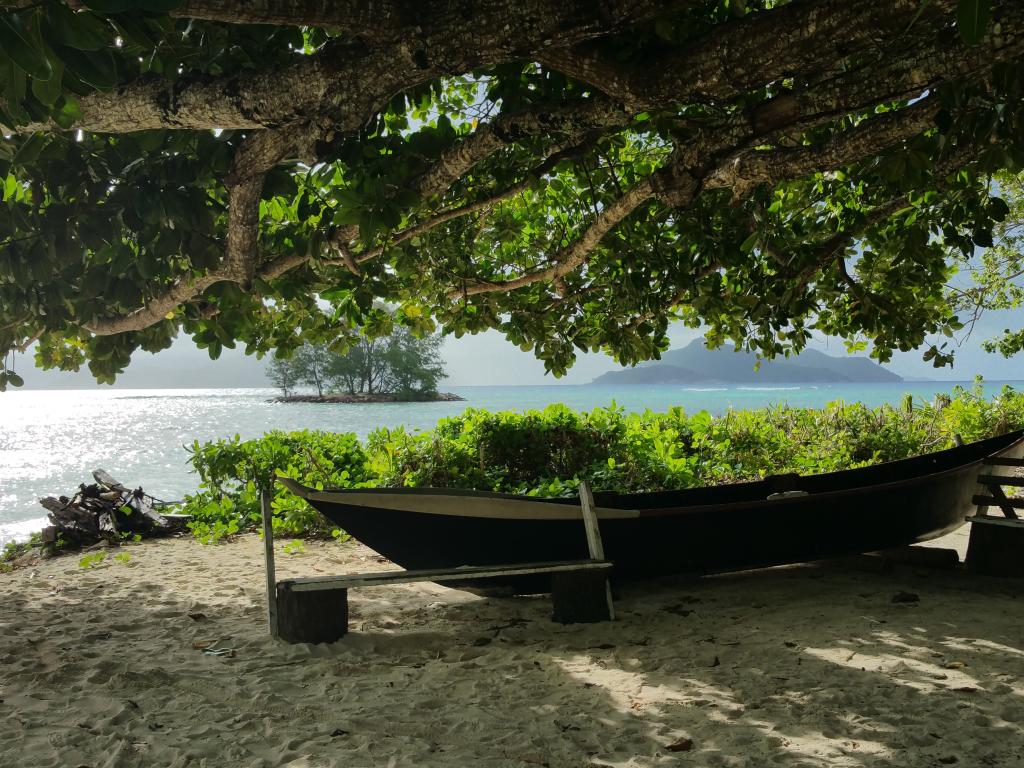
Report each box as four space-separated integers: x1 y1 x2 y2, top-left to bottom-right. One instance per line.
281 430 1024 586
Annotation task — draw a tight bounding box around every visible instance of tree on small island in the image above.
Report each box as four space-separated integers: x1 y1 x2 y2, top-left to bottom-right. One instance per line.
267 354 299 397
270 330 446 401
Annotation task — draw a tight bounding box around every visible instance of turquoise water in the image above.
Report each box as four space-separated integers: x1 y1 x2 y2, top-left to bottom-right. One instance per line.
1 381 1020 543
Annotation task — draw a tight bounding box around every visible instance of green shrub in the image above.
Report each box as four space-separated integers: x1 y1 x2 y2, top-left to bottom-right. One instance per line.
181 383 1024 541
181 430 371 542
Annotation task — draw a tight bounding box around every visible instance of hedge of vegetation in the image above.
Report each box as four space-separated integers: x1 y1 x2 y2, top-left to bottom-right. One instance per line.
179 383 1024 543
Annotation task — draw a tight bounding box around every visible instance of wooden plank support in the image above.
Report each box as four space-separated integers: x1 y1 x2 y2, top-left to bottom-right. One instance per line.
983 456 1024 467
274 562 613 643
971 494 1024 519
286 560 612 592
966 515 1024 577
261 488 279 638
976 474 1024 487
971 495 1024 508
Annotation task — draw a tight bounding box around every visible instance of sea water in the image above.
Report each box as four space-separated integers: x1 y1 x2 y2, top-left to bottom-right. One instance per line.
2 381 1020 544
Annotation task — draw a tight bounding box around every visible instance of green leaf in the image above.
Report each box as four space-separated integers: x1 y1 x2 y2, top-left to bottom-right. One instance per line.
739 232 759 253
7 372 24 387
0 15 53 80
55 46 118 89
31 57 63 106
53 96 83 128
44 5 111 51
957 0 991 45
110 13 158 49
3 174 18 201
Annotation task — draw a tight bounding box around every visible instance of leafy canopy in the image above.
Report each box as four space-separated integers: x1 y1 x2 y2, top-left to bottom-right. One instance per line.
0 0 1023 389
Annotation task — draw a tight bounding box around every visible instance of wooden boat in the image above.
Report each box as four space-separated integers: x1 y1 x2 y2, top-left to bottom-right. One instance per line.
279 430 1024 585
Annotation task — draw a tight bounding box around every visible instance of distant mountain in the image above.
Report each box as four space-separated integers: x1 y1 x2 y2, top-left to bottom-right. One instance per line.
592 339 902 385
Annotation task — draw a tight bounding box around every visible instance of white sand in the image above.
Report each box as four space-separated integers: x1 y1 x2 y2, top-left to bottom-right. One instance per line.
1 528 1022 768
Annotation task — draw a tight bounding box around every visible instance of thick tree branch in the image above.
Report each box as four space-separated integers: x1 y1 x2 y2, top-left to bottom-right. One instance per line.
166 0 681 36
167 0 402 33
448 178 655 298
4 1 688 135
707 95 943 200
7 39 406 134
86 126 319 335
411 96 621 200
750 5 1024 139
540 0 957 111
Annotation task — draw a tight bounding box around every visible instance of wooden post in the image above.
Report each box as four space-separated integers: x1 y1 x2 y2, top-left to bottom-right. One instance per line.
276 581 350 644
261 487 279 638
966 515 1024 577
551 570 613 623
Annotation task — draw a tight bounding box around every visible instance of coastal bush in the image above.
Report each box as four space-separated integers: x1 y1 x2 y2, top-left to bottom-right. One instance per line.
180 384 1024 540
181 430 371 542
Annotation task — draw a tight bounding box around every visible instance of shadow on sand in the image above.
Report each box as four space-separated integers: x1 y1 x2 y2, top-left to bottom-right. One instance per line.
1 550 1022 767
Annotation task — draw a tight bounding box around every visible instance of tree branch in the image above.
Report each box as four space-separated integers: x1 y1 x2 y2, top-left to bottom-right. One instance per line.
706 95 942 201
539 0 956 110
322 135 605 269
167 0 403 34
792 144 978 292
411 96 621 200
86 125 320 335
4 1 689 135
448 177 655 298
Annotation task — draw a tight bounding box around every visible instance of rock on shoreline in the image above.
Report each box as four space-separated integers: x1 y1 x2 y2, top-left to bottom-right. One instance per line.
271 392 466 404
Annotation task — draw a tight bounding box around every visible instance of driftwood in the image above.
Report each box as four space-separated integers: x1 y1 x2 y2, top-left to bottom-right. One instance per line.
37 469 190 548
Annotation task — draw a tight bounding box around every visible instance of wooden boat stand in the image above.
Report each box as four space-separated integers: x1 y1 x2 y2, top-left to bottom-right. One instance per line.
967 456 1024 577
261 480 614 644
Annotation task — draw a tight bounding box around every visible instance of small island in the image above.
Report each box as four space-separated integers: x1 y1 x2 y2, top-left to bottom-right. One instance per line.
273 392 464 403
268 327 462 404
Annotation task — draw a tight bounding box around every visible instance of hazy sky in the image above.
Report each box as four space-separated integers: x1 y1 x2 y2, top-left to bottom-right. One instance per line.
11 301 1024 389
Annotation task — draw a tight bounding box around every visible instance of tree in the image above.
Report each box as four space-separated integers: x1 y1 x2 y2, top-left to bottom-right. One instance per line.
383 329 445 396
326 329 445 396
327 337 389 395
293 343 332 395
269 328 445 397
267 354 298 396
1 1 1023 391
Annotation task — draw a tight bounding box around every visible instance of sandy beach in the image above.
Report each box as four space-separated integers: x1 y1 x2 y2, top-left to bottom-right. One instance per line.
1 527 1022 768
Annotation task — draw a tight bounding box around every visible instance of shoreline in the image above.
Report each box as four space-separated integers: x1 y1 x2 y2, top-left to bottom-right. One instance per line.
271 391 466 404
2 527 1023 766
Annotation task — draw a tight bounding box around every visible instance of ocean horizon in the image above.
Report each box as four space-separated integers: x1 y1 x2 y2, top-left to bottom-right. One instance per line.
3 380 1021 544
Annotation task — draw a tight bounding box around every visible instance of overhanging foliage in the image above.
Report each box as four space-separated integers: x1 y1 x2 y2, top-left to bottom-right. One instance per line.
0 0 1023 388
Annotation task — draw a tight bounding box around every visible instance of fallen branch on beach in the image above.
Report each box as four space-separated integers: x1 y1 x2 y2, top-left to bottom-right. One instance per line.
38 469 190 549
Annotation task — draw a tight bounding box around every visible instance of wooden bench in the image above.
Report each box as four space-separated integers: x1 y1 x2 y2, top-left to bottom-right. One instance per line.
966 458 1024 577
262 481 615 644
